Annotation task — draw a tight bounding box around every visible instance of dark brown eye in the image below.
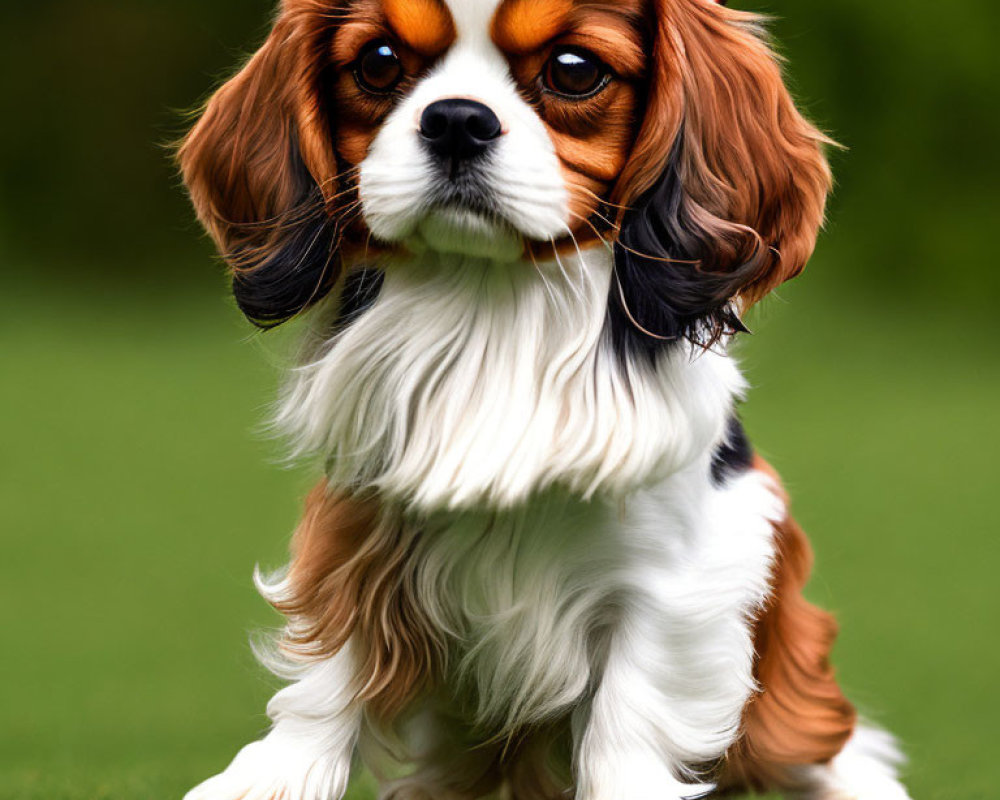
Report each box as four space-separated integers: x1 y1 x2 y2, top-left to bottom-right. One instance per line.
543 48 608 98
355 41 403 94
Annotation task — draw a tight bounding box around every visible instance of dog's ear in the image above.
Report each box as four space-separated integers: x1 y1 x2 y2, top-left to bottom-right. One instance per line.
179 4 343 328
609 0 832 359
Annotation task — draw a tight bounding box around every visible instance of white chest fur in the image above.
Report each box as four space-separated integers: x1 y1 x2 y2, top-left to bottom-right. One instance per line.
410 490 624 733
277 247 744 511
394 461 782 753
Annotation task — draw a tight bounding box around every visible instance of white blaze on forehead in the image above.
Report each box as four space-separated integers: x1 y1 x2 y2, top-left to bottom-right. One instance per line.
435 0 510 90
442 0 504 44
404 0 514 125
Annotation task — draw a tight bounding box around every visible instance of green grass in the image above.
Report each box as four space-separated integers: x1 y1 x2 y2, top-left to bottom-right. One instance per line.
1 265 997 799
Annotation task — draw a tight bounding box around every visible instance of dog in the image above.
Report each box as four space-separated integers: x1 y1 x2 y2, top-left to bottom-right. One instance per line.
179 0 913 798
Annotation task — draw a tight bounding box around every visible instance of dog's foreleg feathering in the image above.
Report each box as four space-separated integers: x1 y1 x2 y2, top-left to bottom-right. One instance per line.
184 487 382 800
184 647 363 800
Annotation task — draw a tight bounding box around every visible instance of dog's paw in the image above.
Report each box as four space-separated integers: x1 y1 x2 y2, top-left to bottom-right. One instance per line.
577 767 713 800
185 739 350 800
577 756 715 800
798 726 913 800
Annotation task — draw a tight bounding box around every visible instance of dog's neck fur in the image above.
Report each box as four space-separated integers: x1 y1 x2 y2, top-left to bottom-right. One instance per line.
277 244 744 511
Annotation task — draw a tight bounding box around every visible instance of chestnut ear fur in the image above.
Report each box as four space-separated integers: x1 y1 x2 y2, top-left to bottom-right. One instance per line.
610 0 832 360
178 3 344 328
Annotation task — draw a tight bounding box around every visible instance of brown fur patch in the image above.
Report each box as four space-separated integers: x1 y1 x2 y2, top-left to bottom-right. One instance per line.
717 458 856 794
492 0 576 54
178 1 344 248
269 482 444 719
384 0 456 55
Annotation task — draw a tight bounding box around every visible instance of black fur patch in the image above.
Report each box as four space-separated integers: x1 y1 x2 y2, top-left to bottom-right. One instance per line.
334 268 384 332
229 145 342 329
710 416 754 487
607 140 758 364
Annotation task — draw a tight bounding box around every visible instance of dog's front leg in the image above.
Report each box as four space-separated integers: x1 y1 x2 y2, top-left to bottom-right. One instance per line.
575 616 716 800
185 642 362 800
573 470 782 800
576 574 762 800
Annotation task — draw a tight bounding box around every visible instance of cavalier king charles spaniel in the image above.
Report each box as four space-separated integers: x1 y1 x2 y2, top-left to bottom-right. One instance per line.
179 0 912 798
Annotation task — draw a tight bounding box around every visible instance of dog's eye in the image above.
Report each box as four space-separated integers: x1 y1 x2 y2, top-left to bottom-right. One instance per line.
355 41 403 94
543 48 608 98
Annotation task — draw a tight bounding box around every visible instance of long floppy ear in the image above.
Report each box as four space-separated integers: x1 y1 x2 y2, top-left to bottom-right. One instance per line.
609 0 832 359
178 2 343 328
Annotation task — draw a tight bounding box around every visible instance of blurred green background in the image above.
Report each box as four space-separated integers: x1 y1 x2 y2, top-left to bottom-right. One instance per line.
1 1 998 798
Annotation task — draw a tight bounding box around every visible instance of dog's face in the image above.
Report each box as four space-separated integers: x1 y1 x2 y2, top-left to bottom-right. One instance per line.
352 0 645 259
181 0 830 353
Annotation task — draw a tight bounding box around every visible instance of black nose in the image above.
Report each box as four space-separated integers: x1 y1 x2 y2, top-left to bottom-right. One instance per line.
419 99 502 161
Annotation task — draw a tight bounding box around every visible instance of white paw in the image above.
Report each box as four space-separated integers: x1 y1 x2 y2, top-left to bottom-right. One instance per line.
796 726 913 800
185 739 350 800
577 758 714 800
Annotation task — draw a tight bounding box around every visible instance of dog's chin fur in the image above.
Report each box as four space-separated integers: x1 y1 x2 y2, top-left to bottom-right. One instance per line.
409 208 525 262
277 244 743 511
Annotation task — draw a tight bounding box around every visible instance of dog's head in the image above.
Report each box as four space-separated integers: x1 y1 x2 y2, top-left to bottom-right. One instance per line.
180 0 829 352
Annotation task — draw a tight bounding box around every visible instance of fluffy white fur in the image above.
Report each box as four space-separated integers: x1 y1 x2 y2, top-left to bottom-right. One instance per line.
793 726 913 800
188 0 914 798
278 248 742 510
186 642 361 800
